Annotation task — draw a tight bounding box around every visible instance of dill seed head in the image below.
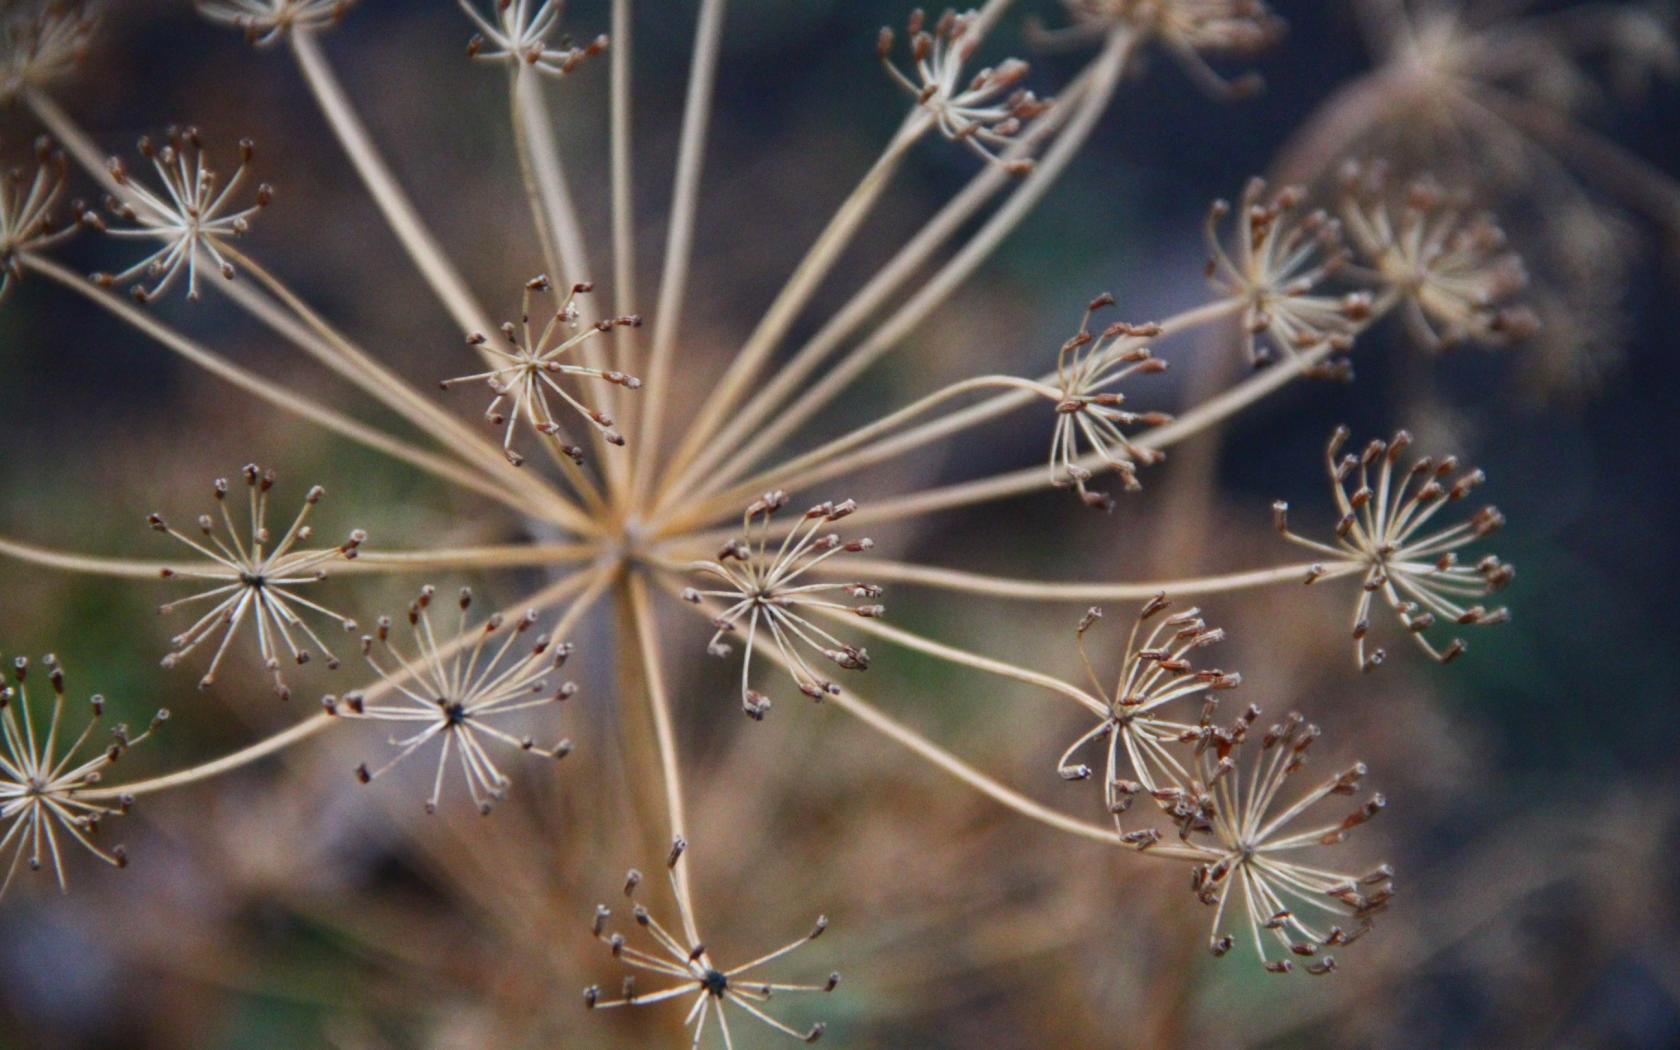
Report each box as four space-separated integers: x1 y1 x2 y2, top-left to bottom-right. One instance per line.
1340 162 1539 351
1051 0 1283 98
151 465 365 700
586 838 837 1044
88 127 272 303
685 493 879 719
1046 293 1173 510
1180 707 1390 974
0 654 167 897
1206 177 1369 372
0 0 96 102
197 0 354 46
443 275 642 466
1274 427 1513 671
0 136 76 299
331 585 574 815
879 8 1049 173
458 0 608 77
1062 597 1240 834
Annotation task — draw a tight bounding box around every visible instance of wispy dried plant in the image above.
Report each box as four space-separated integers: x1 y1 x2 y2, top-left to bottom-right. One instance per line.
0 0 1666 1043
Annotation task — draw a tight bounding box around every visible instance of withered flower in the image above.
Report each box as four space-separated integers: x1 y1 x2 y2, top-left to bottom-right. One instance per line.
151 465 365 699
197 0 353 45
458 0 607 76
331 586 574 815
1341 163 1537 350
1046 293 1171 510
89 128 271 302
0 654 167 897
1180 707 1392 973
587 839 838 1044
1059 597 1240 841
683 493 879 719
0 137 76 298
1274 427 1513 670
880 8 1048 172
443 276 641 466
1039 0 1283 98
1206 177 1370 372
0 0 96 101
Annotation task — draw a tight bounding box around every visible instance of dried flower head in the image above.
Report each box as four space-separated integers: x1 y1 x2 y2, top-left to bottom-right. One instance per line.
443 276 642 466
879 8 1048 172
150 465 365 699
1043 0 1283 97
1060 598 1241 839
1341 164 1537 350
458 0 607 76
586 839 838 1044
683 493 879 719
0 0 95 101
87 127 271 302
0 654 167 896
0 136 75 298
1180 707 1391 973
330 586 574 815
197 0 352 45
1206 177 1369 372
1046 293 1172 510
1274 427 1513 670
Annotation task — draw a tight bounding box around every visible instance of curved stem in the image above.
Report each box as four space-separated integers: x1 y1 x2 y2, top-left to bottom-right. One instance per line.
843 341 1342 529
802 557 1359 600
216 246 594 533
655 58 1106 513
0 534 169 578
343 542 601 573
821 608 1106 716
627 569 701 945
664 28 1136 512
634 0 728 505
654 114 928 498
288 29 496 339
21 254 537 515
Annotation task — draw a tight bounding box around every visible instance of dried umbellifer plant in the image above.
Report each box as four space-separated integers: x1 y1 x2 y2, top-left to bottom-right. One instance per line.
0 0 1658 1042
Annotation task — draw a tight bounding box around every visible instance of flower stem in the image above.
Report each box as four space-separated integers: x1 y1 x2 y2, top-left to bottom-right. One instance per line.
803 557 1359 600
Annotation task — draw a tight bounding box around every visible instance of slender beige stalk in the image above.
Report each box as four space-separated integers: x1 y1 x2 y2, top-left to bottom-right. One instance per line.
609 0 640 388
23 87 117 195
289 29 496 339
80 564 614 801
0 535 169 578
633 0 728 501
656 62 1106 511
345 543 602 573
668 300 1245 532
22 255 541 515
655 115 929 490
216 248 602 532
819 608 1107 715
712 28 1138 494
842 341 1341 529
627 571 701 945
510 69 633 491
804 557 1361 599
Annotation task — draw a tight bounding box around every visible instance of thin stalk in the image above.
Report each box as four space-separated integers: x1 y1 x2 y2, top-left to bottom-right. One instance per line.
0 535 168 578
627 570 701 945
22 255 540 515
802 557 1360 600
345 543 601 573
24 88 115 195
609 0 640 388
508 66 630 492
667 299 1243 532
632 0 727 502
820 608 1107 716
289 29 496 339
656 59 1106 511
712 27 1137 497
216 247 596 525
655 115 929 493
80 564 612 801
842 341 1341 529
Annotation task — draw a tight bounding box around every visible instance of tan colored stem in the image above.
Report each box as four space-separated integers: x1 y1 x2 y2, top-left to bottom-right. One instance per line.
804 557 1359 599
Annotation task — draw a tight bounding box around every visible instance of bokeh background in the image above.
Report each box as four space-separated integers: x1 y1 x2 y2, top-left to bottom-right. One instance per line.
0 0 1677 1047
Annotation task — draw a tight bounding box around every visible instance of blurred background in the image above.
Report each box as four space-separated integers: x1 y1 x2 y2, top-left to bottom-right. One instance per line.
0 0 1677 1046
